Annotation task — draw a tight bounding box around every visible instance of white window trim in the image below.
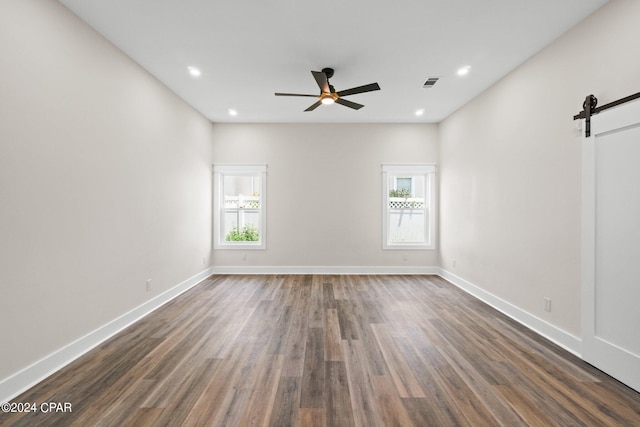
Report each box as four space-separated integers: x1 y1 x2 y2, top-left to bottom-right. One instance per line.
382 163 437 250
213 164 267 250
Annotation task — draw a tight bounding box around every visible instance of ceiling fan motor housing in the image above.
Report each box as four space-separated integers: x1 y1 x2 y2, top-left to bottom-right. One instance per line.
321 67 334 79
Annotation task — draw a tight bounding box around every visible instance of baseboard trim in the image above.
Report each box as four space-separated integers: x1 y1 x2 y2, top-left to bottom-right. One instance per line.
437 268 582 357
0 267 215 403
210 265 441 275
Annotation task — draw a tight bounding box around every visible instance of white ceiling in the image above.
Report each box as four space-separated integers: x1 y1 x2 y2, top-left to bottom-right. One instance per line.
58 0 608 123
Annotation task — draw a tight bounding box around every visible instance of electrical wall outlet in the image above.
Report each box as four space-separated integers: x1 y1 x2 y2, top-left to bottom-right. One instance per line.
544 297 551 312
146 279 152 292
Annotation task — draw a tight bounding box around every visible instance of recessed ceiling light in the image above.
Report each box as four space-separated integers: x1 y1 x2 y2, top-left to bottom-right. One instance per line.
456 65 471 77
228 109 238 116
187 66 201 77
415 109 425 116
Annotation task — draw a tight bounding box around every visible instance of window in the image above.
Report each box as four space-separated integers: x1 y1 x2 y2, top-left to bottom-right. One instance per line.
382 164 436 249
213 164 266 249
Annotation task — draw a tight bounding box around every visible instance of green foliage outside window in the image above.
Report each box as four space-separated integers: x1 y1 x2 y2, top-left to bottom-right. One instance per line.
389 188 411 198
225 225 260 242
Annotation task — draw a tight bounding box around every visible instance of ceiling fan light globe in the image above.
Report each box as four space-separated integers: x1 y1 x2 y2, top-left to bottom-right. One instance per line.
321 97 334 105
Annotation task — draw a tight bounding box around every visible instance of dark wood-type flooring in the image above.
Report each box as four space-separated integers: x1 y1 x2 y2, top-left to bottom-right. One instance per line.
2 275 639 426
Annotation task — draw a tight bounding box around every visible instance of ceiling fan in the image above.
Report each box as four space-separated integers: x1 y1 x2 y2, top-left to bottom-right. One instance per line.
275 68 380 111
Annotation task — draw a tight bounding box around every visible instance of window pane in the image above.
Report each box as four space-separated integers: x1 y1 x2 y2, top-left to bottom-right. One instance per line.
396 177 412 193
222 175 261 242
224 176 260 207
389 175 425 208
388 209 427 243
411 175 425 199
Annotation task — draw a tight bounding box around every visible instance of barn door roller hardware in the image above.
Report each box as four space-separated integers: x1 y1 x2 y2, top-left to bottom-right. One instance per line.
574 91 640 137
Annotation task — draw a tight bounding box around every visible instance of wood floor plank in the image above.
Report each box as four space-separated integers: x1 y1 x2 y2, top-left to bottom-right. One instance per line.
299 408 326 427
322 279 337 309
269 377 300 427
341 339 384 427
492 360 588 426
429 317 511 386
491 337 631 426
589 381 640 424
415 337 527 427
336 299 359 340
430 358 500 426
236 355 284 427
493 316 601 383
402 397 460 427
281 276 311 378
324 361 355 427
331 275 348 300
394 335 498 427
254 275 286 302
300 327 325 409
266 306 293 355
371 374 415 426
210 388 253 427
350 312 388 376
370 323 426 398
142 321 212 384
494 384 560 427
182 348 255 425
95 379 159 427
2 274 639 427
107 408 163 427
150 358 220 427
323 308 343 362
308 275 324 328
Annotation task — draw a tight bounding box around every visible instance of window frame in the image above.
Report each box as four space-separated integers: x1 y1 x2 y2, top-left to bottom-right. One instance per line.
382 163 437 250
213 164 267 250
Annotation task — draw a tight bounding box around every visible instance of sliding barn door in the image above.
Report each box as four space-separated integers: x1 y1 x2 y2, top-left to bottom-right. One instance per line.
582 98 640 392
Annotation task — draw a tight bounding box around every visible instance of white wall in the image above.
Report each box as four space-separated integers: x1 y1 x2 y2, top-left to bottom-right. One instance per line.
211 123 439 269
439 0 640 337
0 0 214 382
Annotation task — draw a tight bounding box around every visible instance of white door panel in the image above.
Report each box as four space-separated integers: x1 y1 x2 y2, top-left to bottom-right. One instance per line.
583 98 640 393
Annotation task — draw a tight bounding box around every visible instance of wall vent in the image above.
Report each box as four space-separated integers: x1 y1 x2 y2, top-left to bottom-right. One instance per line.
422 77 439 88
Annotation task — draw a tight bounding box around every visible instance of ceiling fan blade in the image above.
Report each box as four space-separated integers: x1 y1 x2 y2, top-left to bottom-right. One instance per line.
311 71 330 93
304 100 323 112
335 98 364 110
275 92 318 97
336 82 380 97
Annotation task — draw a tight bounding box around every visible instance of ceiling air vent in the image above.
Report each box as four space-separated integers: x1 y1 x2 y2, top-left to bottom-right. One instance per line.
422 77 439 88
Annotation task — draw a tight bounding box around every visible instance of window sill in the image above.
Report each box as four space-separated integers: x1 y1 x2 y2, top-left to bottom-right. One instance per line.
383 244 436 250
214 242 266 250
